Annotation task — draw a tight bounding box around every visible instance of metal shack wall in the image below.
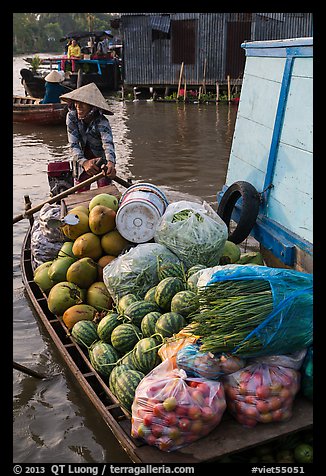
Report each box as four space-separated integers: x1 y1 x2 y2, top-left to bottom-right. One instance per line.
121 13 227 86
121 13 313 87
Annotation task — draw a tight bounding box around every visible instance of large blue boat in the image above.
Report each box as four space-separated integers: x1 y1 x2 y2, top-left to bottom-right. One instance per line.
217 37 313 273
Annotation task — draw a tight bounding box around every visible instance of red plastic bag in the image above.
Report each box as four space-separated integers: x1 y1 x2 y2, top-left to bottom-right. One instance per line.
223 361 301 428
131 358 226 451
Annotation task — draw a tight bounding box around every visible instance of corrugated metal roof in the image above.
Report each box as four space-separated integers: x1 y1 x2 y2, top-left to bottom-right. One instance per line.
150 15 171 33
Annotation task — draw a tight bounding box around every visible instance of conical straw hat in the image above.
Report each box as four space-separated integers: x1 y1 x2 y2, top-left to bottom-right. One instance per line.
45 70 65 83
60 83 113 115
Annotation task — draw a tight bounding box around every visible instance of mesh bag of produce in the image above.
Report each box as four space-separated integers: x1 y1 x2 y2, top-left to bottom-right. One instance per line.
176 342 246 380
131 358 226 451
154 200 228 268
31 204 67 269
301 346 313 400
189 265 313 358
103 243 182 303
223 359 301 428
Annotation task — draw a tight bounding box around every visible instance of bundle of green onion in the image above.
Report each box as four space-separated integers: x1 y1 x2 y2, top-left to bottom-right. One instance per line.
189 279 274 356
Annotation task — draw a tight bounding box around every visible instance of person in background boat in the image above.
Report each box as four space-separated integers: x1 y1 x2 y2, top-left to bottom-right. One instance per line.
60 83 116 192
93 31 113 59
61 39 82 73
39 71 66 104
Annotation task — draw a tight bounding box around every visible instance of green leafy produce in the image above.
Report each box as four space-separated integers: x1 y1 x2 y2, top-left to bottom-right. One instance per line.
103 243 182 303
189 267 313 358
154 200 227 268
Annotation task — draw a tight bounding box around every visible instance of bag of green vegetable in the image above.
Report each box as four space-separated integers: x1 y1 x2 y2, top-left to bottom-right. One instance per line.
176 342 246 380
103 243 182 303
154 201 228 269
223 359 301 428
189 265 313 358
301 346 313 400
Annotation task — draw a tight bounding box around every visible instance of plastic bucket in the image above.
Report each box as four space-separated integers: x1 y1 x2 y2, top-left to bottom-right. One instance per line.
116 183 169 243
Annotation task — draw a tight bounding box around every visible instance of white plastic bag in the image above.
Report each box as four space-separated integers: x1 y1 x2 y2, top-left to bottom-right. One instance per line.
103 243 182 303
154 201 228 268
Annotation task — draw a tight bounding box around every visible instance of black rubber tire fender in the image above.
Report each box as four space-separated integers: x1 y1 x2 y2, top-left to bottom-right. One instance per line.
217 181 261 244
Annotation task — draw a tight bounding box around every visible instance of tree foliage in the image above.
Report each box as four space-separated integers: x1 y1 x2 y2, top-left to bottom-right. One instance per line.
13 12 119 54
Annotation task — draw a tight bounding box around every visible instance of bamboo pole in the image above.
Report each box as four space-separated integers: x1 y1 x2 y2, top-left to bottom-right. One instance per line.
13 361 48 379
216 81 219 103
183 77 187 102
177 61 184 98
202 58 207 94
13 171 132 224
227 75 231 102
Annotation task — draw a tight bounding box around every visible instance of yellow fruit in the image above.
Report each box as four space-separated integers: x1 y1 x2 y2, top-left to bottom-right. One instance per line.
97 255 116 281
62 211 90 240
101 230 129 256
72 232 103 260
69 205 90 216
89 193 119 212
88 205 116 235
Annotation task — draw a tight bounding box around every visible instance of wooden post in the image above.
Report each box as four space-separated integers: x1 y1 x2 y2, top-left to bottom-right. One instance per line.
177 62 184 98
227 75 231 102
77 69 83 88
216 81 219 103
198 86 202 101
24 195 34 226
202 58 207 94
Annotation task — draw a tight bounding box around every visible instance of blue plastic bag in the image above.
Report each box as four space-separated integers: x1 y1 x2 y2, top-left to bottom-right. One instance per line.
176 342 246 380
205 265 313 357
301 346 313 400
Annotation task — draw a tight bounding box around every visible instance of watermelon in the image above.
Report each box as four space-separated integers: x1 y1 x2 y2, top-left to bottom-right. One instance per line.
155 312 187 338
110 323 142 354
170 290 199 317
132 337 160 374
141 311 162 337
117 293 139 315
123 300 160 327
71 320 98 348
114 369 145 412
157 259 186 281
89 341 119 378
97 312 121 343
109 364 134 395
186 264 206 279
118 349 137 368
154 277 185 311
144 286 157 303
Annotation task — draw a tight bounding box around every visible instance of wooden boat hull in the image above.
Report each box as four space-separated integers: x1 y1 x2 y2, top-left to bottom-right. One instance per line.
13 96 68 125
20 185 312 463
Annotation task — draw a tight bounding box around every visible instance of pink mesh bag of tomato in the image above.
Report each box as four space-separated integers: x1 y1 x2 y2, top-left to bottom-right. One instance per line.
223 360 301 428
131 358 226 451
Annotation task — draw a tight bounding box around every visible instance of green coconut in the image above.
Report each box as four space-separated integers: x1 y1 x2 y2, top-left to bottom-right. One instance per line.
58 241 77 259
219 240 241 265
66 257 98 289
34 261 56 295
47 281 83 316
87 282 113 312
48 257 76 283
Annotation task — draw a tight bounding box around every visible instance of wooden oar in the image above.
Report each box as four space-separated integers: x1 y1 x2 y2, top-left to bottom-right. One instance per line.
13 361 48 379
13 171 132 224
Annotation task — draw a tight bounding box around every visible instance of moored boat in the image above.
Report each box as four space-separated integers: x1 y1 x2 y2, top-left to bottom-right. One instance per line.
13 95 68 125
19 183 313 464
217 37 313 274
